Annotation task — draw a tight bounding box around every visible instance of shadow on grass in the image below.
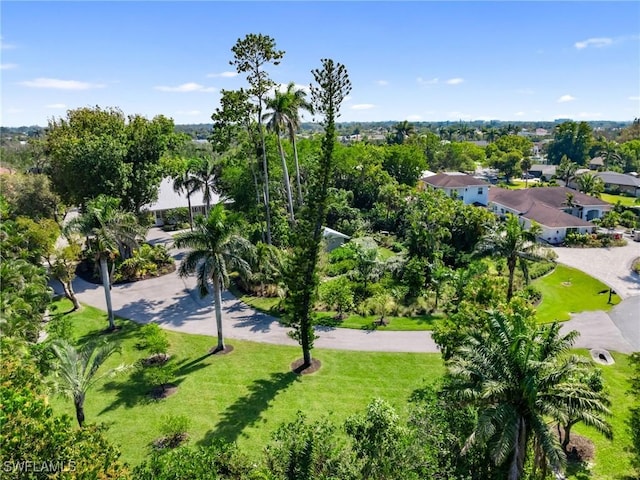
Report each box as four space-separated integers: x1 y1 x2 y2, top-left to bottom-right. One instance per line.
565 460 592 479
99 365 187 414
76 318 141 346
198 371 300 445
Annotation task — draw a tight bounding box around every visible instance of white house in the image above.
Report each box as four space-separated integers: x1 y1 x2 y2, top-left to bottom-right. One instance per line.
143 177 221 226
488 187 611 244
420 172 490 205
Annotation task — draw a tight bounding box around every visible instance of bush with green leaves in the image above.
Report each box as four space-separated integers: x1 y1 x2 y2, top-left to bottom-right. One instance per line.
138 323 170 357
118 244 173 281
163 207 190 227
143 360 177 395
153 414 191 450
319 277 354 319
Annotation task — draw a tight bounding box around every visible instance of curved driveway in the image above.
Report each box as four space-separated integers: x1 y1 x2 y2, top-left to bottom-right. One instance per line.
65 228 639 354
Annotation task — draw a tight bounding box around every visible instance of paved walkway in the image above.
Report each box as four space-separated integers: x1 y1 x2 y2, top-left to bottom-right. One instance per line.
62 228 639 354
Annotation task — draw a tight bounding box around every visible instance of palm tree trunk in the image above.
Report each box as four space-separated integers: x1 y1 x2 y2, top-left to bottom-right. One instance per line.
100 257 115 330
257 103 272 245
507 257 517 302
508 417 527 480
276 134 295 222
290 126 304 206
212 275 225 352
74 393 85 427
187 193 193 230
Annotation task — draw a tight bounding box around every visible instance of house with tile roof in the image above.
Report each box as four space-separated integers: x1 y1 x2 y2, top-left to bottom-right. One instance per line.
420 172 490 205
488 187 611 244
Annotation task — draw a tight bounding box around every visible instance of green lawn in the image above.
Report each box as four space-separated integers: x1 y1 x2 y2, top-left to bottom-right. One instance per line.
601 192 640 207
567 350 635 480
46 299 635 478
48 299 444 466
533 265 620 322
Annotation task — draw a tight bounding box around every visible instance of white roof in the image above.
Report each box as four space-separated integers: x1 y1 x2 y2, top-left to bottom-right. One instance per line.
143 177 220 211
323 226 350 240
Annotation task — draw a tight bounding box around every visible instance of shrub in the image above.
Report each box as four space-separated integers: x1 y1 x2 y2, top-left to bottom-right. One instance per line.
528 261 556 280
163 207 190 227
138 323 169 356
143 361 177 395
153 414 191 450
319 277 354 319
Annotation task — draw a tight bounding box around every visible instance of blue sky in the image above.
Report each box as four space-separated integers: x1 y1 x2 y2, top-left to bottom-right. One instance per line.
1 1 639 127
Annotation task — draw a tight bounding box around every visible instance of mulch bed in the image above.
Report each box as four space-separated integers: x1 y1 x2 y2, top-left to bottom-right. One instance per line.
564 433 595 463
150 384 179 400
151 433 189 450
75 259 175 285
291 358 322 375
209 345 234 355
142 353 171 367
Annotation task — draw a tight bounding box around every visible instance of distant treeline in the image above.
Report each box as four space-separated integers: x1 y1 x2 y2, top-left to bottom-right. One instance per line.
1 120 633 141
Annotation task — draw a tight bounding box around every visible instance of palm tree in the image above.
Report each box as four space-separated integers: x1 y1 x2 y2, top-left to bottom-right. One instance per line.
576 172 604 197
50 338 125 427
447 310 607 479
476 214 545 302
263 88 296 222
172 159 200 230
556 155 578 186
190 157 218 215
173 205 254 352
598 141 621 170
281 82 313 207
68 196 142 330
390 120 415 144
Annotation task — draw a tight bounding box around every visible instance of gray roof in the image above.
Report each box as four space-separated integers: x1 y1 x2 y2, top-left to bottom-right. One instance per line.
596 171 640 188
530 164 557 175
422 172 489 188
143 177 220 211
489 186 610 211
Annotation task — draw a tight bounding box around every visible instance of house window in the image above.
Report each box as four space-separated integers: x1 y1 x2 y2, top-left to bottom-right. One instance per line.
478 187 483 194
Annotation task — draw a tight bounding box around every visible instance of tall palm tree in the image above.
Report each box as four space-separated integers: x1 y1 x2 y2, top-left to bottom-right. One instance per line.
476 214 544 302
172 159 200 230
282 82 313 207
50 338 125 427
173 205 254 352
447 310 606 479
576 172 604 197
263 89 296 222
598 141 621 170
190 157 218 215
68 196 142 330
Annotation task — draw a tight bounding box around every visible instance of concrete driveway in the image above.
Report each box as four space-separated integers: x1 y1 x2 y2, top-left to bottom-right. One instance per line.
61 228 637 354
552 240 640 299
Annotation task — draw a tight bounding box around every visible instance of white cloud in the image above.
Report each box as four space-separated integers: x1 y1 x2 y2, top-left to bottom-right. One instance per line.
376 80 389 86
46 103 67 109
406 114 422 121
21 78 105 90
155 82 216 92
350 104 375 110
206 71 238 78
514 111 525 116
417 77 438 85
0 63 17 70
176 110 201 115
574 37 613 49
343 95 352 102
446 78 464 85
629 96 640 101
557 94 576 103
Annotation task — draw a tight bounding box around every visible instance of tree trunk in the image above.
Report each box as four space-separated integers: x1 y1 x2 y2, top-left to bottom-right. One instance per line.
212 275 225 352
507 256 517 302
257 103 272 245
508 416 527 480
290 126 303 207
187 193 193 230
74 393 85 427
59 278 80 311
562 421 576 453
277 134 295 223
301 311 312 367
100 257 115 330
